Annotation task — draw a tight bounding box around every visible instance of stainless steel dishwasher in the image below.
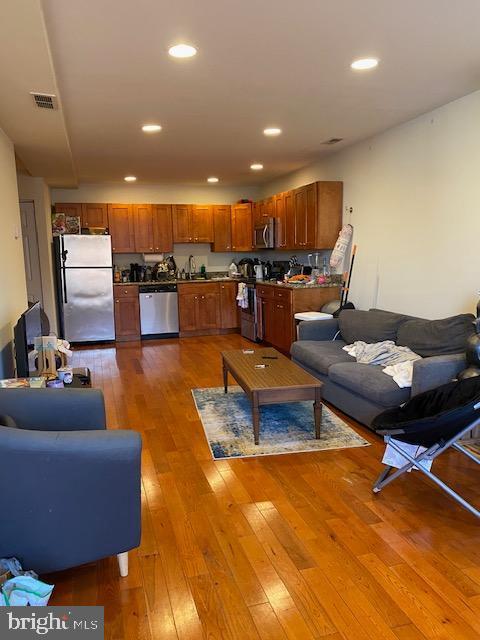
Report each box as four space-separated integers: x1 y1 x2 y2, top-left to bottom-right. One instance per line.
139 283 179 337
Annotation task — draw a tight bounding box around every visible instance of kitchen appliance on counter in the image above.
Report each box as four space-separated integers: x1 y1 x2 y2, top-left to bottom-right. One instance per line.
54 235 115 343
270 261 289 281
139 283 179 337
254 264 264 281
238 258 255 279
254 217 275 249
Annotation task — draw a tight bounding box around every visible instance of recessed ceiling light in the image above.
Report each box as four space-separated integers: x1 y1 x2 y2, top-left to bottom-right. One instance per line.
142 124 162 133
351 58 379 70
168 43 197 58
207 176 219 183
263 127 282 137
250 163 264 171
124 176 137 182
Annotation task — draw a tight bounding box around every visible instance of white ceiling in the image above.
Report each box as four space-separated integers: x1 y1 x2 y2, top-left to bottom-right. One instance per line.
3 0 480 187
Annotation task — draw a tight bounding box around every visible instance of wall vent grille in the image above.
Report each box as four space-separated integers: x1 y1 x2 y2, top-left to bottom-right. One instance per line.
30 92 58 110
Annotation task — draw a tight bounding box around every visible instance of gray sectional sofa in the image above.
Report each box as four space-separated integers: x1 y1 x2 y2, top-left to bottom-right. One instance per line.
291 309 475 428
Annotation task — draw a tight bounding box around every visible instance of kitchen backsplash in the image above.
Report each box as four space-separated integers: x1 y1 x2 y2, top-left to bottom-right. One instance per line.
114 244 334 274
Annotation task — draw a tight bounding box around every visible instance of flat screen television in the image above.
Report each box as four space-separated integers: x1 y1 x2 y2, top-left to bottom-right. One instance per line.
14 302 44 378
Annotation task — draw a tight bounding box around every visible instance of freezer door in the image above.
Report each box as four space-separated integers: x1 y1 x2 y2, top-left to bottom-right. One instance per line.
63 268 115 342
62 235 112 267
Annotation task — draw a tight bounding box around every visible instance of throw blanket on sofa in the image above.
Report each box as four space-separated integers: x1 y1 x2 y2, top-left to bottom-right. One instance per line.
343 341 421 388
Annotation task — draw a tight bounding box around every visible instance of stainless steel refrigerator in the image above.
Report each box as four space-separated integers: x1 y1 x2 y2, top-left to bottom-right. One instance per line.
54 235 115 342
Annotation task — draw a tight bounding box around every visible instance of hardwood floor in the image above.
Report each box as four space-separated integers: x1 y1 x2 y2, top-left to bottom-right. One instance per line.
47 334 480 639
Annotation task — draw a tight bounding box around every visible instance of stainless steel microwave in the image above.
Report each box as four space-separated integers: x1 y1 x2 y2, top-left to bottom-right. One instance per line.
254 217 275 249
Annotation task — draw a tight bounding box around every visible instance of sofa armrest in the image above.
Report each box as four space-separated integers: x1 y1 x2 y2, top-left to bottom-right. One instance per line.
297 318 340 341
0 426 141 574
411 353 466 397
0 388 106 430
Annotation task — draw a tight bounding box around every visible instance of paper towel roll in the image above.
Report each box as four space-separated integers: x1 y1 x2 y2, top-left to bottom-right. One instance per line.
143 253 164 263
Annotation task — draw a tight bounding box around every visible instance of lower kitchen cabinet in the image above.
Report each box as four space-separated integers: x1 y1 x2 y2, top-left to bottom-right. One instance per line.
177 282 239 336
114 285 140 341
256 284 340 353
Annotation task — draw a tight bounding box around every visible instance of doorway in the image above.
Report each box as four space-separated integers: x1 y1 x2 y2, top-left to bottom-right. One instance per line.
19 200 44 306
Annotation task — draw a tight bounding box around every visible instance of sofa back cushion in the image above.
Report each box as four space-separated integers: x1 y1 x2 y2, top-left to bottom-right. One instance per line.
338 309 409 344
397 314 475 357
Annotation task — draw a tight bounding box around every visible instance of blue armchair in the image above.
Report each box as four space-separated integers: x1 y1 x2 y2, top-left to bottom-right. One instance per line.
0 388 141 577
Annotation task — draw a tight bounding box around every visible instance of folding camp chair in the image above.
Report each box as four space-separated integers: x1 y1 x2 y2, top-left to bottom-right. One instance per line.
372 376 480 519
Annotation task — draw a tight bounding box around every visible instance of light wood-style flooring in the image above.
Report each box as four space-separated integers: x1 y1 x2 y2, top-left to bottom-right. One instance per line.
48 334 480 639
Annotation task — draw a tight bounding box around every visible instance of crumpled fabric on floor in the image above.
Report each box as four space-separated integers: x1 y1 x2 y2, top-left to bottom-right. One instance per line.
0 575 54 606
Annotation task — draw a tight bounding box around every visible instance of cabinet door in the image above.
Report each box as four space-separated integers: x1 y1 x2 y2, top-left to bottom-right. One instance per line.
274 193 286 248
293 187 307 248
219 282 238 328
304 182 318 249
265 197 274 218
114 297 140 339
198 293 220 329
274 301 293 352
133 204 154 253
173 205 192 243
192 205 214 242
108 204 135 253
178 293 198 331
212 205 232 252
55 203 83 219
284 190 295 249
231 203 253 251
261 298 276 344
316 182 343 249
152 204 173 252
81 203 108 229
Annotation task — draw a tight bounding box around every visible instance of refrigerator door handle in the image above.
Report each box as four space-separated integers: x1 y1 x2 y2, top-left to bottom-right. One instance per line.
60 236 68 302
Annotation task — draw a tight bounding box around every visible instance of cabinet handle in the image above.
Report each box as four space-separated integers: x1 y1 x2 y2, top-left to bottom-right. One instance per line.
201 295 205 299
194 296 198 299
150 246 153 250
115 299 119 303
112 247 116 250
277 304 284 309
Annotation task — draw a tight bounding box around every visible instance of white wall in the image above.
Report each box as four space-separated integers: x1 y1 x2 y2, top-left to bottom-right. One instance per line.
51 182 261 205
17 175 57 333
0 129 28 377
262 89 480 319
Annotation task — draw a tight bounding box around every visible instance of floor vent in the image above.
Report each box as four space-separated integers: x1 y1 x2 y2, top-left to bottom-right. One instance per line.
322 137 343 145
30 92 58 110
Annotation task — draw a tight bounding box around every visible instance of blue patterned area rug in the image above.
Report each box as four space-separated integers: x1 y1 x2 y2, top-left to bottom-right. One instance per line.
192 386 370 459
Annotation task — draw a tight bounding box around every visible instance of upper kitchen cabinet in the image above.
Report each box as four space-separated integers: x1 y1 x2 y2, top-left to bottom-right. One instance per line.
212 205 232 252
231 203 253 251
192 205 214 242
55 203 83 219
133 204 154 252
274 192 288 249
316 181 343 248
108 203 135 253
152 204 173 252
172 204 193 243
292 183 317 249
81 203 108 229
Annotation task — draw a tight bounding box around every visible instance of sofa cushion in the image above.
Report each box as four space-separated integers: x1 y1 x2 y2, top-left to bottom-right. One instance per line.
397 314 475 357
291 340 354 376
338 309 409 344
328 362 411 407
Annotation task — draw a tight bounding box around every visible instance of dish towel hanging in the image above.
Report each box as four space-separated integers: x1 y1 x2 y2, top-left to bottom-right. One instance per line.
236 283 248 309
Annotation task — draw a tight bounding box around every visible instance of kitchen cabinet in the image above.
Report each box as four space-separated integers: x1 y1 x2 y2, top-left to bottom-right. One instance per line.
256 283 340 353
192 205 214 242
316 181 343 248
274 191 290 249
212 205 232 252
54 203 83 223
292 183 317 249
81 203 108 229
231 203 253 251
114 285 140 341
172 204 193 243
219 282 239 329
108 204 135 253
172 204 214 243
133 204 154 252
152 204 173 252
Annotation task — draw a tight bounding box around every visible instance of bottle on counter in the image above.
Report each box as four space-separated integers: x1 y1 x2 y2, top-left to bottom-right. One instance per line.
113 265 121 283
200 264 206 277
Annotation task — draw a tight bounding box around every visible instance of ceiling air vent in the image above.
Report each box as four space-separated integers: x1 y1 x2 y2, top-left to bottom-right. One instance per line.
30 92 58 110
322 137 343 145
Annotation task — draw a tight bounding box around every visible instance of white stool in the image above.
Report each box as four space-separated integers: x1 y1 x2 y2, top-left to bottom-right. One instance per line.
295 311 333 338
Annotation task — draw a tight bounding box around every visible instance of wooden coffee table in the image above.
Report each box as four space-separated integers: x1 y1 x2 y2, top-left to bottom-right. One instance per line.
222 347 323 445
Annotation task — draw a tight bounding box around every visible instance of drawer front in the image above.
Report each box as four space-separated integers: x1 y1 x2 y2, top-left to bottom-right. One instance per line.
256 285 274 299
177 282 219 295
273 288 292 302
114 285 139 298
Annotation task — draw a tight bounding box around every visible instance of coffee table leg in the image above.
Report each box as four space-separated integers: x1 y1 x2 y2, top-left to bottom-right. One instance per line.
252 393 260 445
314 387 322 439
223 360 228 393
